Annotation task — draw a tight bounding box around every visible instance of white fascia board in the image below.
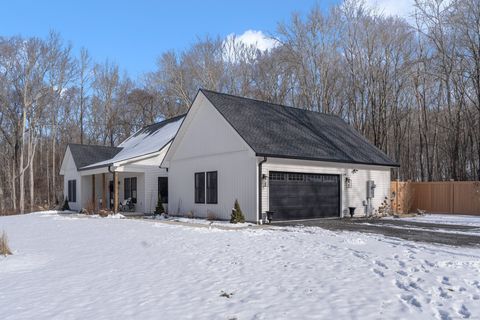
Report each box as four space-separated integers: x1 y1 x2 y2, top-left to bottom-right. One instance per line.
59 146 71 175
113 150 163 167
79 167 110 176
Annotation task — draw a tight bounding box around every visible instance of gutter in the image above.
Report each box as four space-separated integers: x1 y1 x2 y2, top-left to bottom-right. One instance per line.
258 157 267 223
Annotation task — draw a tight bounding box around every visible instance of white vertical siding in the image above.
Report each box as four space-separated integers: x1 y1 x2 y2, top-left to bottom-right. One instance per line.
261 158 391 217
61 149 82 211
169 152 257 221
115 172 145 213
143 167 168 214
168 93 257 221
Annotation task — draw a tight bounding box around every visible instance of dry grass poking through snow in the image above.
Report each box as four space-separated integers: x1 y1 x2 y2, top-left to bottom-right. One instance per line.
0 231 12 256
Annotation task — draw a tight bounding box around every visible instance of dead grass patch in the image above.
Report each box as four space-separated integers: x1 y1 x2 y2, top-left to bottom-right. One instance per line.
0 231 12 256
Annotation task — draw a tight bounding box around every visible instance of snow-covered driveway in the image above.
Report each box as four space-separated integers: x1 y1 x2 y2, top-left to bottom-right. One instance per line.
1 212 479 320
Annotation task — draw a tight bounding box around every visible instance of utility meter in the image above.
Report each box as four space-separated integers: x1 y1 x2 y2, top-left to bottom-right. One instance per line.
367 180 376 198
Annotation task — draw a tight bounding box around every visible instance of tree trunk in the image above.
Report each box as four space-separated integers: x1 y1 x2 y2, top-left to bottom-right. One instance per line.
19 109 26 214
29 136 36 212
11 160 16 211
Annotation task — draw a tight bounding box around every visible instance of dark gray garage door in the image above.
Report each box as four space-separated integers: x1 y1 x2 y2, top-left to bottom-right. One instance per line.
269 172 340 220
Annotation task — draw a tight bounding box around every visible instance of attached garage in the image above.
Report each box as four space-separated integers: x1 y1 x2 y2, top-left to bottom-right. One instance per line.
268 172 340 220
163 89 398 223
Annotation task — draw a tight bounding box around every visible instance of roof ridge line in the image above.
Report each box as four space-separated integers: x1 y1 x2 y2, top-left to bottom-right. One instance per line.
199 88 340 119
141 113 187 130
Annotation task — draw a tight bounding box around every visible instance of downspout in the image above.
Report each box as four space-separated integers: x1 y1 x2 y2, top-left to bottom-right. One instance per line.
258 157 267 223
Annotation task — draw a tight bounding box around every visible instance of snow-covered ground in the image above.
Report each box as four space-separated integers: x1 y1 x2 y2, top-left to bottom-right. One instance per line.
1 211 479 320
390 214 480 228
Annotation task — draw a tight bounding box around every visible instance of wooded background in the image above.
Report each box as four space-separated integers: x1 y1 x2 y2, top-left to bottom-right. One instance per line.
0 0 479 213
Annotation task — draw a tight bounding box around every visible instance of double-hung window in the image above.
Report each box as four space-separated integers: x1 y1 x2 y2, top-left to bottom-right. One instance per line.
68 180 76 202
206 171 217 204
195 171 217 204
124 177 137 203
194 173 205 203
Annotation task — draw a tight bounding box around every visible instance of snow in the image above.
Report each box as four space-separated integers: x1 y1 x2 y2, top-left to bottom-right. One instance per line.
389 214 480 228
1 212 480 319
156 216 254 229
81 117 183 168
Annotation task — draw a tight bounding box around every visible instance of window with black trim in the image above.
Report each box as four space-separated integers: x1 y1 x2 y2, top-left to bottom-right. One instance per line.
194 172 205 203
124 177 137 203
68 180 76 202
206 171 218 204
158 177 168 203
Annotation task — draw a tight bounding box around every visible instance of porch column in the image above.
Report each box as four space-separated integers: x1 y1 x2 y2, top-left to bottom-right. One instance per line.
113 171 119 213
92 175 96 211
102 173 107 210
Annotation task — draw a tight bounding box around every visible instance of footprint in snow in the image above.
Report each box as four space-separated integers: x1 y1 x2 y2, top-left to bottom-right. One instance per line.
409 281 422 290
400 294 422 308
441 276 451 286
352 251 367 260
373 268 385 277
424 259 436 267
438 309 452 320
374 260 388 269
438 287 452 299
472 280 480 289
395 280 410 291
458 305 471 318
397 270 408 277
471 294 479 300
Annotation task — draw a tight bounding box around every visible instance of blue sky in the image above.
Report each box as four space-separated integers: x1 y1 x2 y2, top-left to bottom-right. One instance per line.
1 0 411 79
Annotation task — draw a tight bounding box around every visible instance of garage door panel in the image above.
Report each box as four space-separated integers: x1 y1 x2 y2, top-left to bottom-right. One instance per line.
269 172 340 220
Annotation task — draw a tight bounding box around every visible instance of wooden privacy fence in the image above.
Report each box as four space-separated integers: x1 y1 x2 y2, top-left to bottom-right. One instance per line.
391 181 480 215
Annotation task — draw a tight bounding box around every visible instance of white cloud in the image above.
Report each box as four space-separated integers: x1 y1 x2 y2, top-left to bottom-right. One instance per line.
364 0 416 19
225 30 279 52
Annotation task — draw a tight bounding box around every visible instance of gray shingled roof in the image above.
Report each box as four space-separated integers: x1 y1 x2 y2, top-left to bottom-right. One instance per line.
201 89 398 167
68 144 122 169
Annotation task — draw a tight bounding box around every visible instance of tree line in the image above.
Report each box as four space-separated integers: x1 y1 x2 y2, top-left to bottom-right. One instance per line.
0 0 478 213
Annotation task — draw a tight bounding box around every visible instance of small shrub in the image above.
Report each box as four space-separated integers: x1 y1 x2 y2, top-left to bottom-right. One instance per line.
154 197 165 215
185 211 194 219
206 210 217 221
0 231 12 256
62 197 70 211
230 199 245 224
83 200 96 215
377 197 393 217
98 210 110 217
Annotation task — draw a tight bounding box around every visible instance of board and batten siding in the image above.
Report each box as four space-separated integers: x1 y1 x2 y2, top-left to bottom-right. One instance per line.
61 148 82 211
260 157 391 217
167 93 257 221
114 172 146 213
117 149 170 214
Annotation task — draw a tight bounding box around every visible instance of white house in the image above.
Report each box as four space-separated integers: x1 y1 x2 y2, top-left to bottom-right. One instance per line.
161 89 398 222
59 115 184 213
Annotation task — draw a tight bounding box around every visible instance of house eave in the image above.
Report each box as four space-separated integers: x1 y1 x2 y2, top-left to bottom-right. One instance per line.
255 153 400 168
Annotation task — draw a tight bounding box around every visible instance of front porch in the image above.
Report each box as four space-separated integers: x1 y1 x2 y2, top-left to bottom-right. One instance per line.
78 165 167 215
